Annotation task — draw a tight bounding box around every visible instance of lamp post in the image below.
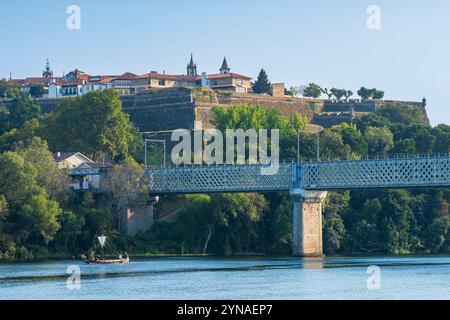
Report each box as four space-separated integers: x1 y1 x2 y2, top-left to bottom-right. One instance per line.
297 128 324 162
144 139 166 168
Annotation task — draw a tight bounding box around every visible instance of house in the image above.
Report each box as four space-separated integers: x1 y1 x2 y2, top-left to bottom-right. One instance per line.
71 162 113 191
205 57 252 93
53 152 94 169
52 152 112 191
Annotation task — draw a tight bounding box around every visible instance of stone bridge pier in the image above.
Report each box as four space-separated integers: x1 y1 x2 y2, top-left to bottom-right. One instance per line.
291 189 328 257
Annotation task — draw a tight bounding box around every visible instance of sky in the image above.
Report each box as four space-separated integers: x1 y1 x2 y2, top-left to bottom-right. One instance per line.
0 0 449 125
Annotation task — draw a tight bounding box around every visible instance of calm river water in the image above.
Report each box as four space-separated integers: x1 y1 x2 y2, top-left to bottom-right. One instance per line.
1 256 450 300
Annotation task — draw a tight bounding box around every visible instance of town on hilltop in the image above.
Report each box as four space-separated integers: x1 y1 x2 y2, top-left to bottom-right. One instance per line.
8 55 255 98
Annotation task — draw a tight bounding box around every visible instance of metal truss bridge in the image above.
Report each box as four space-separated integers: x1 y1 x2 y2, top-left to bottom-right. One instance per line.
143 156 450 195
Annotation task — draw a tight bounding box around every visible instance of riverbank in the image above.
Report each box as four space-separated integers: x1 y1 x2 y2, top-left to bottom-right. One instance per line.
1 250 444 264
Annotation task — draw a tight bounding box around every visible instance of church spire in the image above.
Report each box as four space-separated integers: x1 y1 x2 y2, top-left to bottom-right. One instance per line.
220 57 230 74
43 58 53 78
187 54 198 76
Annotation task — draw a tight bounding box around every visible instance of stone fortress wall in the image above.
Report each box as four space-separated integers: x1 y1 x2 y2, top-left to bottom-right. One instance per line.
0 87 429 134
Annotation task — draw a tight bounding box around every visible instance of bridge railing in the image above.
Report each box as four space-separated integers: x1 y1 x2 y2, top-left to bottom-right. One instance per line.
143 156 450 195
144 163 293 194
299 156 450 190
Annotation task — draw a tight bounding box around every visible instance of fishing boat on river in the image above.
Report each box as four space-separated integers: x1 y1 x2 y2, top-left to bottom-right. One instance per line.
81 235 130 265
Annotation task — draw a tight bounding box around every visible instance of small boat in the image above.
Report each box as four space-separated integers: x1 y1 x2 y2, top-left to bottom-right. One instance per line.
82 255 129 265
81 235 130 265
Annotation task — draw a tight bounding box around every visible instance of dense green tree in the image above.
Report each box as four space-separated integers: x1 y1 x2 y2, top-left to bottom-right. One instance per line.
3 94 41 132
54 210 85 252
0 80 20 98
371 89 385 100
252 69 271 94
286 86 298 97
19 194 61 245
330 88 346 101
344 90 353 101
29 85 48 98
302 83 322 98
364 126 394 156
423 191 449 252
323 192 349 254
331 123 368 158
259 192 292 254
357 87 372 100
15 137 70 200
42 90 142 161
392 139 416 155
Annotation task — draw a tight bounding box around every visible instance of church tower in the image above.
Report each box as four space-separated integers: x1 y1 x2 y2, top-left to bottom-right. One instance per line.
42 58 53 78
220 57 230 74
187 54 198 76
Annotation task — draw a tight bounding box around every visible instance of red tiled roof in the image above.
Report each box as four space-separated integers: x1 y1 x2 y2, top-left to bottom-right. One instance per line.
117 72 138 79
136 73 197 82
206 73 252 80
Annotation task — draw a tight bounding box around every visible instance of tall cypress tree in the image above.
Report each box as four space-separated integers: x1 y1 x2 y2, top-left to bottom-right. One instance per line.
252 69 271 94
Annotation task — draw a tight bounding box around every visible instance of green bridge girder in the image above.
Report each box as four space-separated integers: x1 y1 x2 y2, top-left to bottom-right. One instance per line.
143 156 450 195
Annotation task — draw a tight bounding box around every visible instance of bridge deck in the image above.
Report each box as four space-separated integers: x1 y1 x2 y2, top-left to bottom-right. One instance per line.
144 156 450 195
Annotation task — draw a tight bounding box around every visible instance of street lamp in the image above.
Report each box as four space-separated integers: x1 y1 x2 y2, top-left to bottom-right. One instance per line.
144 139 166 168
297 128 324 162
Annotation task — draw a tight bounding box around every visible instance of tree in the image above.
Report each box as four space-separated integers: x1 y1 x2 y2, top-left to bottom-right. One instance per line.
323 192 349 254
332 123 368 158
0 152 39 205
371 89 385 100
5 94 41 131
29 85 48 98
15 137 70 200
286 86 298 97
364 126 394 156
42 89 142 161
55 210 85 251
357 87 384 100
0 195 8 232
330 88 346 101
423 191 449 252
303 83 322 98
252 69 271 94
344 90 353 101
357 87 372 100
19 194 61 244
0 80 19 99
321 88 333 100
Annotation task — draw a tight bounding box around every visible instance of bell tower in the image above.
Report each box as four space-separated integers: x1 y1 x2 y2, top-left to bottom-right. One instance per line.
220 57 230 74
42 58 53 78
186 54 198 76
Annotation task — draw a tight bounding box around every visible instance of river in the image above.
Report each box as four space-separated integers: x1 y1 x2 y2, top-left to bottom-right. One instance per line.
1 256 450 300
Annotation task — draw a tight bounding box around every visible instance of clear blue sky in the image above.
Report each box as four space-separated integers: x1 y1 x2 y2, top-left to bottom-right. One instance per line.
1 0 449 125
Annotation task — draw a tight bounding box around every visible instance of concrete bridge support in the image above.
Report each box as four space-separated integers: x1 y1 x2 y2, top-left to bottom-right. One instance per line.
125 201 155 236
291 189 328 257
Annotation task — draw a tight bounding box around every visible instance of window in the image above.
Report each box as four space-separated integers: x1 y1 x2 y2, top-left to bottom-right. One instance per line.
158 79 166 86
237 79 242 85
